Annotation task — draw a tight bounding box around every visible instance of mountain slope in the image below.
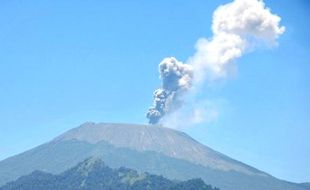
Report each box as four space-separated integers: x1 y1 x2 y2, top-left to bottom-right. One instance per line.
53 122 264 176
0 157 218 190
0 122 308 190
300 183 310 189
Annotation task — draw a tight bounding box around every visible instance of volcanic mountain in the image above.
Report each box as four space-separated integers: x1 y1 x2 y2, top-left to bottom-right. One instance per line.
0 122 308 190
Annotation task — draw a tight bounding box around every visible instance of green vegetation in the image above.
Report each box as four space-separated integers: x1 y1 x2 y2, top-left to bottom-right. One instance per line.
0 158 219 190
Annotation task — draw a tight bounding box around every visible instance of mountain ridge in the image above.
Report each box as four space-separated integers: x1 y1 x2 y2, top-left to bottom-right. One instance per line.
0 157 218 190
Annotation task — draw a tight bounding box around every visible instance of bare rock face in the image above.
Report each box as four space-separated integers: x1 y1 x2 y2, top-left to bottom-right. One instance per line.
53 122 265 176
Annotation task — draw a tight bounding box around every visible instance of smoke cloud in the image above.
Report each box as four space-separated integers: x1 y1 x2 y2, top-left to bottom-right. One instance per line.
146 57 193 124
146 0 285 125
189 0 285 81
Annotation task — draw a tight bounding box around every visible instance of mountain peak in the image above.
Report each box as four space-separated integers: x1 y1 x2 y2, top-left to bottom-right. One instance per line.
52 122 264 176
75 157 105 174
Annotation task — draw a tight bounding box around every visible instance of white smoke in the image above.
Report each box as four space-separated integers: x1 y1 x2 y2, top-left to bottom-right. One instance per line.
189 0 285 82
213 0 285 44
147 0 285 125
161 99 221 129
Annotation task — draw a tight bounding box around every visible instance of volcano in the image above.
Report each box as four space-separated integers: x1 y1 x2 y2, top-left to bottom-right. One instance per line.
0 122 308 190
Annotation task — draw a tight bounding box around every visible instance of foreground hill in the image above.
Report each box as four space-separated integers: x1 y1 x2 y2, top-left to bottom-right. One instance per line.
0 122 308 190
0 157 218 190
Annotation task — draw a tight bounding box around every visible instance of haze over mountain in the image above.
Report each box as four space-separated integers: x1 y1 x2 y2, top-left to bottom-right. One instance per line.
0 123 308 190
1 157 218 190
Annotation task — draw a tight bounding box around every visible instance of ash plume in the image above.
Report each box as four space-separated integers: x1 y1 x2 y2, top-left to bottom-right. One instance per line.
146 57 193 124
146 0 285 125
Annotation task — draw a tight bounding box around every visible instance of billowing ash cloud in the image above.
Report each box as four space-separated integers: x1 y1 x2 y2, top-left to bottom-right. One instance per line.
146 57 193 124
147 0 285 125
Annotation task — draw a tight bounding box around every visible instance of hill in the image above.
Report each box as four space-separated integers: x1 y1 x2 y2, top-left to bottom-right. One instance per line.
0 157 218 190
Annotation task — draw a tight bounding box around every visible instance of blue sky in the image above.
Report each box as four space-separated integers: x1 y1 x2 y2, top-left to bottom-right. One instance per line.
0 0 309 183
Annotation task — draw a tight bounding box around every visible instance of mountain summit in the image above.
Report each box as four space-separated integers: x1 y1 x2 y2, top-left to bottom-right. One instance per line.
0 122 308 190
53 122 263 175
